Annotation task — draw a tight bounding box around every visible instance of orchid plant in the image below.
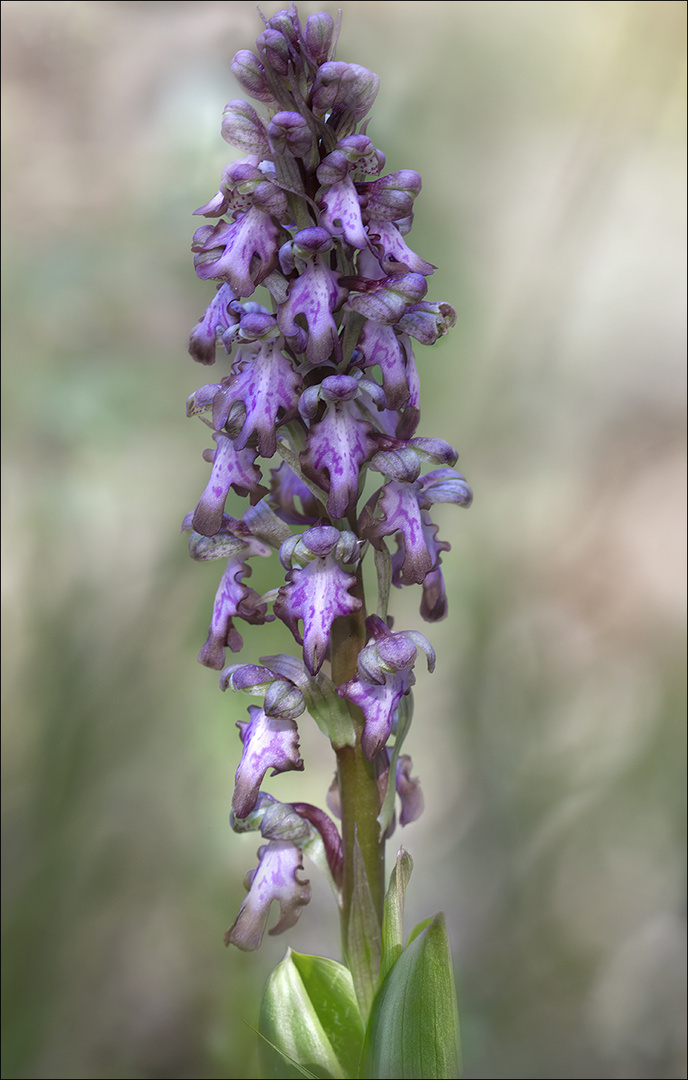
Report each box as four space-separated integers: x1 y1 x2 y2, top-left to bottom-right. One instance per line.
183 6 472 1076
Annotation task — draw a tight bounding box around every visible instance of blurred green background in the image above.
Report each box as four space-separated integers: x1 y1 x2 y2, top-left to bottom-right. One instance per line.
2 2 685 1077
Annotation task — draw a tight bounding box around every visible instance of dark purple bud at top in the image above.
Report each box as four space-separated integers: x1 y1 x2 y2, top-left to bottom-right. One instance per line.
233 703 304 819
221 99 270 156
257 29 290 77
396 301 457 344
231 50 276 104
358 171 422 222
304 11 335 65
311 62 380 122
266 7 302 47
267 111 312 158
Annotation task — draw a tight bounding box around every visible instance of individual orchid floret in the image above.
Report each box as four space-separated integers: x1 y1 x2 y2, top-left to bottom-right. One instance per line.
357 170 422 223
366 221 436 277
343 272 428 325
188 283 236 366
256 28 291 78
192 207 280 297
220 99 270 156
232 702 304 818
211 338 302 458
317 136 385 249
192 432 266 536
270 462 324 525
310 61 380 124
360 465 472 585
230 50 276 104
304 10 336 66
396 300 457 344
224 839 310 950
391 510 452 623
277 227 349 365
229 791 343 886
299 373 384 519
338 615 435 760
197 556 272 670
274 525 362 674
267 111 313 159
221 661 307 721
350 324 414 415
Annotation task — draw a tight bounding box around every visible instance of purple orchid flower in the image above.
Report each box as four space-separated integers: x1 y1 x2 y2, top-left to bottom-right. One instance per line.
274 526 362 675
224 840 311 950
232 703 304 819
183 5 473 975
338 614 435 759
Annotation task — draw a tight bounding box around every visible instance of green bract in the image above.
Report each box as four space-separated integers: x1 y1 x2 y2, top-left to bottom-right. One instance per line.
259 951 365 1080
361 914 461 1079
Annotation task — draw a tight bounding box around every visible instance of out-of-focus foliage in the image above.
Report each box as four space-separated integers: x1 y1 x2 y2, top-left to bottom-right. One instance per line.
2 2 685 1078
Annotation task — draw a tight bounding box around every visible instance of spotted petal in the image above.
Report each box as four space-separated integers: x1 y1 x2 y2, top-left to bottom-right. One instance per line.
233 704 304 819
192 206 279 297
224 840 310 950
198 557 271 670
274 556 362 675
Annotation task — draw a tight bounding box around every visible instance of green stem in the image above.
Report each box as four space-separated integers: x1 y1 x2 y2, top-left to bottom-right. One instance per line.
331 568 385 1014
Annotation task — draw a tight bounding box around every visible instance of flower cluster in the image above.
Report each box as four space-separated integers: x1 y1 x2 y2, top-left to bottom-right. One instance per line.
183 4 472 951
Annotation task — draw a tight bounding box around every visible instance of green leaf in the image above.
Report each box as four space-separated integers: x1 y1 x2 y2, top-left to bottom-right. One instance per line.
259 949 364 1080
380 848 413 982
360 913 461 1079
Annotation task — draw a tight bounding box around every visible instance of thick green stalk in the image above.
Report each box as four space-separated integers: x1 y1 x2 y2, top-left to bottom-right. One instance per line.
331 569 384 1016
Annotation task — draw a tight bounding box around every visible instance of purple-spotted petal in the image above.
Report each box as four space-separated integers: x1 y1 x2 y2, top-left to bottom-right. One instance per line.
224 840 310 950
274 556 362 674
192 207 279 297
213 340 302 457
197 557 271 670
340 668 413 759
193 433 265 537
277 258 347 366
233 704 304 818
356 322 415 411
366 221 435 276
360 480 432 584
188 284 236 365
301 394 377 519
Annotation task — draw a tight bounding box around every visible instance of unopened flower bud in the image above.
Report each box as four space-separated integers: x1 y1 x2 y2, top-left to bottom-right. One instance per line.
267 111 313 158
230 50 275 104
221 99 270 156
311 61 379 122
396 301 457 344
304 11 335 65
257 29 290 77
